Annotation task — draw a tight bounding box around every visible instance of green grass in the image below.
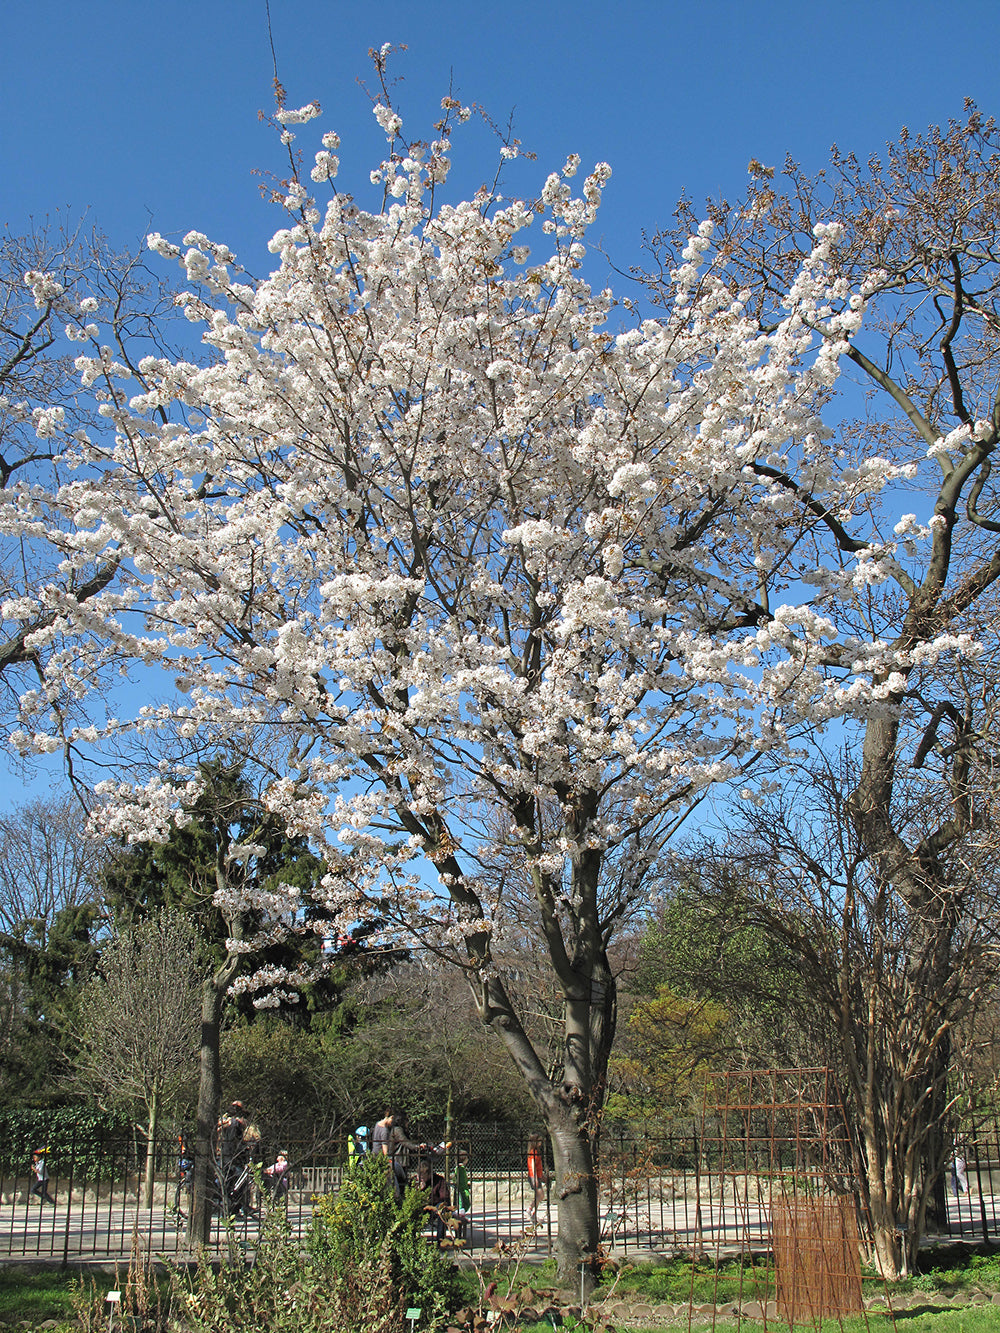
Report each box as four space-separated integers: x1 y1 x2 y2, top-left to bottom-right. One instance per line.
467 1243 1000 1331
0 1263 172 1330
0 1264 101 1326
3 1245 1000 1332
602 1255 774 1304
588 1244 1000 1308
894 1247 1000 1296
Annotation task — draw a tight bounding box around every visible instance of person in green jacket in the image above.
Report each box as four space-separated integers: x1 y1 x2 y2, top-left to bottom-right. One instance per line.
453 1149 471 1240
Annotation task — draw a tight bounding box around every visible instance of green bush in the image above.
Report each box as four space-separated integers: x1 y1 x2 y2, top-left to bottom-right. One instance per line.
0 1108 132 1185
175 1207 403 1333
309 1153 460 1322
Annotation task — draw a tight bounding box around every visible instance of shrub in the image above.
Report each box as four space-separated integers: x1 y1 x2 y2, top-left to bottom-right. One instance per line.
309 1153 460 1321
175 1206 404 1333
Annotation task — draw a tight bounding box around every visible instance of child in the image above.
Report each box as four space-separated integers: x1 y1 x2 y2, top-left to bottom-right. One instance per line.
347 1125 369 1172
263 1151 290 1199
30 1149 55 1205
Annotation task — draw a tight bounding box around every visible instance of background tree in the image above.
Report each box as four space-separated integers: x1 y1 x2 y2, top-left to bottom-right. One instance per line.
608 987 730 1124
0 795 102 1105
337 961 537 1128
642 104 1000 1276
608 869 815 1125
74 907 202 1206
99 758 332 1243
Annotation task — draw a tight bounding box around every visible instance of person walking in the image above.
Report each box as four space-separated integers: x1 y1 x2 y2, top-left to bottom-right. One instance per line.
372 1110 393 1158
951 1152 970 1199
453 1149 471 1240
526 1135 547 1221
29 1149 56 1205
388 1109 425 1201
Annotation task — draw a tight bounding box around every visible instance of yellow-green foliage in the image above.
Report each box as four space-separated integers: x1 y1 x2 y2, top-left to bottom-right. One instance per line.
609 984 731 1120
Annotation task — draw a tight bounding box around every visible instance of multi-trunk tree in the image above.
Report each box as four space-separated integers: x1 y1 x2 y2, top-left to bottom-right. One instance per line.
5 80 954 1276
643 103 1000 1275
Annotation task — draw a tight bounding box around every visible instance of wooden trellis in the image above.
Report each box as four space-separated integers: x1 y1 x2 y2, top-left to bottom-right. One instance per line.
692 1068 894 1331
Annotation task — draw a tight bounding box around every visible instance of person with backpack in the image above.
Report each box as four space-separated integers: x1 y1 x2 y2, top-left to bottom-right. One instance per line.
347 1125 369 1173
372 1108 426 1201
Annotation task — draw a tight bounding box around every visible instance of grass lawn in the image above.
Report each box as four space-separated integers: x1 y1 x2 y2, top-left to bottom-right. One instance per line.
472 1245 1000 1331
519 1315 1000 1333
2 1245 1000 1331
0 1265 100 1326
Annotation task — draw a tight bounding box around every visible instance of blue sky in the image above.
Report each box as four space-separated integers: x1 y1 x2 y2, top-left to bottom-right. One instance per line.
6 0 1000 286
3 0 999 806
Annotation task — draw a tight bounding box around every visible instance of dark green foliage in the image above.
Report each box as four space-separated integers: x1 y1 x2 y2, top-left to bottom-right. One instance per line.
309 1153 460 1321
0 1106 131 1182
310 984 535 1129
0 901 104 1109
632 866 814 1066
220 1017 326 1138
100 758 392 1026
101 762 330 1013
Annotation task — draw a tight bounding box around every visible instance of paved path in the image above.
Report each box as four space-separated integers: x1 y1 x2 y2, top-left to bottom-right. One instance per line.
1 1183 995 1264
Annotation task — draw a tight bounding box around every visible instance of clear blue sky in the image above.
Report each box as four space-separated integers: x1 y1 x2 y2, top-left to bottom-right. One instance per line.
3 0 998 804
6 0 1000 284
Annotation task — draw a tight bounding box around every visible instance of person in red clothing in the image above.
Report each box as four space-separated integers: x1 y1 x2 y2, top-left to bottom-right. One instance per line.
526 1135 547 1221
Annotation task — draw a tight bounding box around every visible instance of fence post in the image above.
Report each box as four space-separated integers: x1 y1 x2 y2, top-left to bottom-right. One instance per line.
971 1133 991 1243
61 1125 76 1268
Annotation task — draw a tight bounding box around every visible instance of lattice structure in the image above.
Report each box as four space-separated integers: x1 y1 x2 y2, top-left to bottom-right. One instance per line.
692 1069 893 1331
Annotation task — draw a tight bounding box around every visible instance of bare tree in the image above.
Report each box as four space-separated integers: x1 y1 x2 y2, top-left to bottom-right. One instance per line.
718 733 1000 1276
74 907 202 1206
643 104 1000 1277
0 795 102 1103
0 795 99 943
344 960 537 1127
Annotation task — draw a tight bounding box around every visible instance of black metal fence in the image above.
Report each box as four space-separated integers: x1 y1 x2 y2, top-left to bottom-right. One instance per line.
2 1124 998 1263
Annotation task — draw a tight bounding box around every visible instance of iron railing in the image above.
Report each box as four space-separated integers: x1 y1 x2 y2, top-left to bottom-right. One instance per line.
1 1124 997 1262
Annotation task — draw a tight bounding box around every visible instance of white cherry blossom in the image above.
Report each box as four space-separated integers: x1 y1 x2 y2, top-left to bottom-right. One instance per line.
6 99 973 1278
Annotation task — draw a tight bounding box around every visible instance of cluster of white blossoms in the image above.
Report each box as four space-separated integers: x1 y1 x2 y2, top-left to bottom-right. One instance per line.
3 97 974 982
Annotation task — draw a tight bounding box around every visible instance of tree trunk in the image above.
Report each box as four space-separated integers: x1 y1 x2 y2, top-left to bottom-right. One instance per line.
547 1108 600 1287
142 1081 159 1209
447 805 621 1288
187 948 240 1246
921 1034 952 1233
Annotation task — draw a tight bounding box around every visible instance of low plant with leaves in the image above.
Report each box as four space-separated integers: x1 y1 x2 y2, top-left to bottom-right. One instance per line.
176 1204 402 1333
309 1153 460 1323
